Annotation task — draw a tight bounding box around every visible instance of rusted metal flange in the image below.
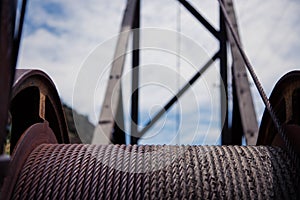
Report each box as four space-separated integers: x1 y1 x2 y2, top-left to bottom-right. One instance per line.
258 71 300 153
0 122 57 200
9 69 69 152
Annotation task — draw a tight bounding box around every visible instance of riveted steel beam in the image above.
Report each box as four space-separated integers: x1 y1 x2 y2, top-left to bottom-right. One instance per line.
221 0 258 145
92 0 138 144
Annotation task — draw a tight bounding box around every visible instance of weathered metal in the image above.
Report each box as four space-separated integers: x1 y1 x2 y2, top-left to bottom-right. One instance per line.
220 0 259 145
0 0 16 155
258 71 300 147
7 144 300 199
0 0 27 154
0 122 57 200
92 0 138 144
10 69 69 152
0 1 299 199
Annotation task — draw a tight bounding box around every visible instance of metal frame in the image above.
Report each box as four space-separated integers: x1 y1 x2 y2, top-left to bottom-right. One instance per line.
222 0 258 145
0 0 259 146
138 52 220 138
92 0 138 144
0 1 297 197
0 0 16 155
11 69 70 149
92 0 259 145
0 0 27 154
130 0 140 144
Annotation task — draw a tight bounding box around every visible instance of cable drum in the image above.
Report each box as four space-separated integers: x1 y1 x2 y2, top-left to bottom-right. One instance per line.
11 144 299 199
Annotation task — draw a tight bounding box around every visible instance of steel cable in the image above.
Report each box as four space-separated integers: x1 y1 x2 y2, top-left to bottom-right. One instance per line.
11 144 299 200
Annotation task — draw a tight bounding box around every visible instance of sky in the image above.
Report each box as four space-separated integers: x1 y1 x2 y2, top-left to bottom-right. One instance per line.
17 0 300 145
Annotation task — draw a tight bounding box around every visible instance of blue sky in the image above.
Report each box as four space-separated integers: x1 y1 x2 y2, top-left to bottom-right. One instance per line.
17 0 300 145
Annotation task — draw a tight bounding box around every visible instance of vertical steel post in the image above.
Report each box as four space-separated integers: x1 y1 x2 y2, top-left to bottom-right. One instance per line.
222 0 258 145
0 0 16 154
219 2 229 145
112 88 126 144
130 0 140 144
92 0 138 144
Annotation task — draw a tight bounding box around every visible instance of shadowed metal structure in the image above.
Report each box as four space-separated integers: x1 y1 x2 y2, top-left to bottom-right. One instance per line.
0 0 299 199
92 0 258 145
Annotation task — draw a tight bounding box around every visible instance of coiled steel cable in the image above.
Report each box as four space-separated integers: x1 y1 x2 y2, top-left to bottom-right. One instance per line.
11 144 299 200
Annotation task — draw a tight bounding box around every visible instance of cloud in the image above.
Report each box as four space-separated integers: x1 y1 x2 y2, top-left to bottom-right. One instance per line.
18 0 125 115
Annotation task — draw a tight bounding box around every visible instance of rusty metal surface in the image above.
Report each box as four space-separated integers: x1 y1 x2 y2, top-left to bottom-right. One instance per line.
0 122 57 200
258 71 300 146
10 69 69 152
0 0 27 154
10 144 299 199
0 0 16 155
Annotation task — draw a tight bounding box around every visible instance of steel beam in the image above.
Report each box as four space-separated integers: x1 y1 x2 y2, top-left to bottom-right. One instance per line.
219 3 229 145
12 0 27 69
111 88 126 144
221 0 258 145
130 0 140 145
137 52 219 139
92 0 138 144
178 0 220 40
0 0 18 154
